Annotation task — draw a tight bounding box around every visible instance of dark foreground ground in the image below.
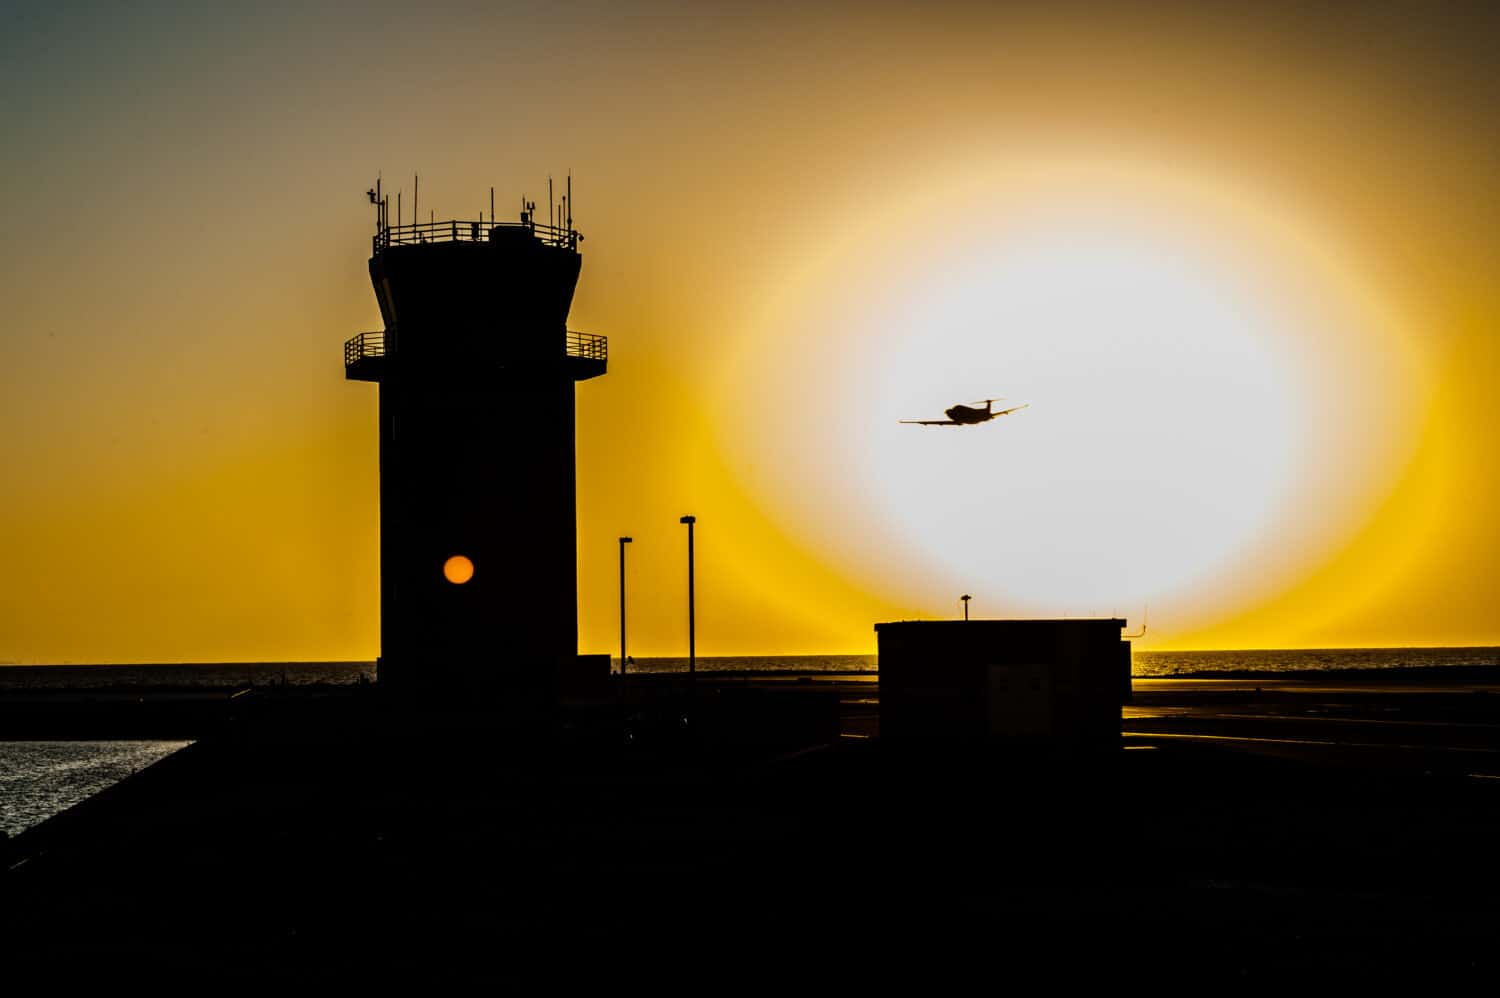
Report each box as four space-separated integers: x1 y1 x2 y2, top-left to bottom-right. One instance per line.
4 674 1500 984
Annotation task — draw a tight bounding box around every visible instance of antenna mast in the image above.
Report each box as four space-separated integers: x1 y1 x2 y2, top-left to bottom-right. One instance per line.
367 177 384 234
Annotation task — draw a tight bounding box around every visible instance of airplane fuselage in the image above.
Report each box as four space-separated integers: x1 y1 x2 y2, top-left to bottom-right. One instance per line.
944 405 991 424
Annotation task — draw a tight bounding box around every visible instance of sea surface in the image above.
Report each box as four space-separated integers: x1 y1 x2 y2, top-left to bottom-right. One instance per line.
3 647 1497 837
4 646 1497 690
1 740 190 838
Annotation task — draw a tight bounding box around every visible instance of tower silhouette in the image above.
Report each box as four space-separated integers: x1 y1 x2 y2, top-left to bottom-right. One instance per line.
345 178 606 701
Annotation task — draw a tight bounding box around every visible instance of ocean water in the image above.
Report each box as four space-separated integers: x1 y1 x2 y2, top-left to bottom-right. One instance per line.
4 647 1496 837
1131 646 1500 676
0 740 191 838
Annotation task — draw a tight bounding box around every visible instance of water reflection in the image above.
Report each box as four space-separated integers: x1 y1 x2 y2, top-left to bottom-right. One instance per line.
0 741 191 836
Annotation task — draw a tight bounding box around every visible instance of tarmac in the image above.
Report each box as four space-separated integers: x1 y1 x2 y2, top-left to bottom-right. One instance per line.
3 673 1499 984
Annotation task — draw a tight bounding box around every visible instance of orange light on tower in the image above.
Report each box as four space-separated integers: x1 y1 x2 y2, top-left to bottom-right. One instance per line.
443 555 475 585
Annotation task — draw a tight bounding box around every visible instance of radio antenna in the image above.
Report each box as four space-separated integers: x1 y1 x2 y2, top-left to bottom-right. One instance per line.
367 176 383 233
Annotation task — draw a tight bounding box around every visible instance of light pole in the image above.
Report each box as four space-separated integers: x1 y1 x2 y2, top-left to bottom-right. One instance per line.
961 594 971 621
618 536 632 675
680 515 696 683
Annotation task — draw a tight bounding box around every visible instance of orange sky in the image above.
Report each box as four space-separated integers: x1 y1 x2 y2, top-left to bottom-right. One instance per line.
2 2 1496 662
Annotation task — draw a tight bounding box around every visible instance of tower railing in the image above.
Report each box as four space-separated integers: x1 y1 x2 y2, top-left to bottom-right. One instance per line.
343 329 606 371
566 330 607 362
345 330 385 367
373 218 581 254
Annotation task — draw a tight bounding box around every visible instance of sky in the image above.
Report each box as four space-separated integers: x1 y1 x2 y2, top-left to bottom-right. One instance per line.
1 1 1497 662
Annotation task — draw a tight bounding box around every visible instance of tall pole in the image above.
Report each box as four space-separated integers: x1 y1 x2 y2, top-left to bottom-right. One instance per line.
961 594 971 621
680 515 696 684
619 536 632 675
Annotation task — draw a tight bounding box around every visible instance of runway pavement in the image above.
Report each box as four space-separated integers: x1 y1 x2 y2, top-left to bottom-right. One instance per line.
1125 676 1500 778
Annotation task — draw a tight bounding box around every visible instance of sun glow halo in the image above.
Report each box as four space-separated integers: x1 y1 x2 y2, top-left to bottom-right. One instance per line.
719 165 1425 636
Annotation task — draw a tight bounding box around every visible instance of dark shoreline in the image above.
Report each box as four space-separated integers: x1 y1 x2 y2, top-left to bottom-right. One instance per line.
5 661 1500 691
2 644 1497 671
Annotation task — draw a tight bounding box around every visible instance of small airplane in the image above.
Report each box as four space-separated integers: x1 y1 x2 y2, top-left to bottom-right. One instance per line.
900 398 1030 426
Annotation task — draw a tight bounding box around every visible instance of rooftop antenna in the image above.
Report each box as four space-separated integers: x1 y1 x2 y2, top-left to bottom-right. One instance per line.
548 175 554 229
490 186 495 226
413 173 418 232
1123 605 1149 639
566 172 573 231
366 178 381 233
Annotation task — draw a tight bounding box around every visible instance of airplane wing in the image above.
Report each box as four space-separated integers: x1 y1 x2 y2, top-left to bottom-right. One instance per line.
992 404 1030 417
899 419 959 425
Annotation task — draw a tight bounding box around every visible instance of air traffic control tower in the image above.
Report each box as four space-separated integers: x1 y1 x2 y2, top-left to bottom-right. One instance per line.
344 179 606 700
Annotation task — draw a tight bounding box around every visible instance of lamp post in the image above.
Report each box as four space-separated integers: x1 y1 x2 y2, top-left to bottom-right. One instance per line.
961 594 971 621
618 537 632 675
680 515 696 683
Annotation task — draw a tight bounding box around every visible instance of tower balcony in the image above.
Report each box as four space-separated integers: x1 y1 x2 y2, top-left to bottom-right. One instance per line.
373 217 580 255
565 330 608 380
343 329 607 382
344 330 386 382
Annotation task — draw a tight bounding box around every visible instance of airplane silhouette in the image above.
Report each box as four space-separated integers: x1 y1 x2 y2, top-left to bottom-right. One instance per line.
900 398 1030 426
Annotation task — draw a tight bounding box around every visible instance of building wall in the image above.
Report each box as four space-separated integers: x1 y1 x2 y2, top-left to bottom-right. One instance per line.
876 620 1130 744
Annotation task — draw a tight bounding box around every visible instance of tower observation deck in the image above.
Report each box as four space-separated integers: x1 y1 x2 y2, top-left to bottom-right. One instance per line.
344 179 606 701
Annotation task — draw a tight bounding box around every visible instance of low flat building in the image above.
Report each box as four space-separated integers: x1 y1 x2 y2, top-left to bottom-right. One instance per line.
875 619 1132 746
